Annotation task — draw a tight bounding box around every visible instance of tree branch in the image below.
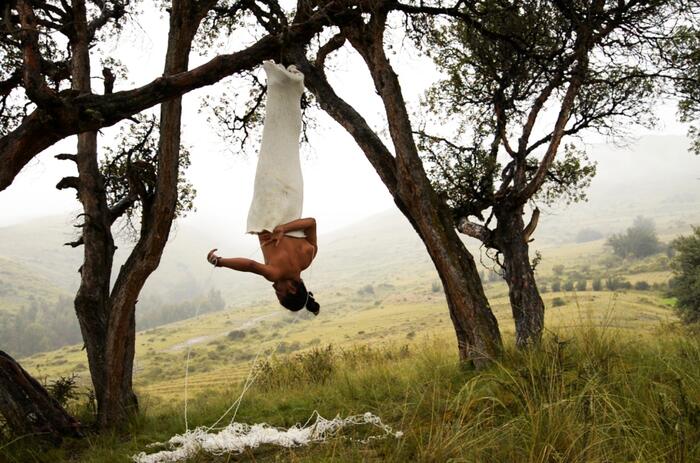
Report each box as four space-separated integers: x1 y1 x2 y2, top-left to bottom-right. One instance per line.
0 0 354 192
456 216 493 244
523 207 540 242
55 176 80 190
291 47 399 195
16 0 60 106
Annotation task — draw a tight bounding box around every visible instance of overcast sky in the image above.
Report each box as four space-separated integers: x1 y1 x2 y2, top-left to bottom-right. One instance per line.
0 3 693 236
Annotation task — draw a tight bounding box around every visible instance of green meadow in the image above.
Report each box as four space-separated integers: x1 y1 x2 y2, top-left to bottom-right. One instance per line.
4 233 698 462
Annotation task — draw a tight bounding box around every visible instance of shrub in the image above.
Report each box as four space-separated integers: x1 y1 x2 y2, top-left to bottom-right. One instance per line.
563 280 575 291
46 374 80 407
607 216 662 258
552 264 565 276
551 280 561 292
227 330 246 340
592 278 603 291
551 297 566 307
606 276 630 291
575 279 587 291
634 281 650 291
669 227 700 324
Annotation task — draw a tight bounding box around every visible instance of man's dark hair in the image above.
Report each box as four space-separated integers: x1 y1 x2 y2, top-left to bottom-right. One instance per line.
279 280 320 315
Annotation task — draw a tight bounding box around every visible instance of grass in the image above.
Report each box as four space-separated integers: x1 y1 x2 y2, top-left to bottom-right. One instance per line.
3 324 699 462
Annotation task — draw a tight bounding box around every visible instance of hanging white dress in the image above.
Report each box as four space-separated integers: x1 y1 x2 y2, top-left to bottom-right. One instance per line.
246 60 306 238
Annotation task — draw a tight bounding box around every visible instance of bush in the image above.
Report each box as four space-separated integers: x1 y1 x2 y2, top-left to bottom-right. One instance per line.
551 280 561 292
227 330 246 340
552 264 565 276
634 281 650 291
592 278 603 291
563 280 575 291
551 297 566 307
606 276 630 291
607 216 662 258
669 227 700 324
575 280 587 291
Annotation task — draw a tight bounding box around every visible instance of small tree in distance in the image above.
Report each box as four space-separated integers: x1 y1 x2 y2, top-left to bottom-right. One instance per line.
669 227 700 324
607 216 662 259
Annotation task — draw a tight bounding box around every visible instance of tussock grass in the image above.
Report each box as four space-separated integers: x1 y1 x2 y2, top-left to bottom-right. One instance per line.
2 325 699 462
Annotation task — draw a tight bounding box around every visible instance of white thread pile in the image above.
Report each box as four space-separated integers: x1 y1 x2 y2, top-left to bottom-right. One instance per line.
132 411 403 463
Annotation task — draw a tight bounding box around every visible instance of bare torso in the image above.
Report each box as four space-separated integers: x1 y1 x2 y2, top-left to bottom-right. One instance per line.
258 232 316 280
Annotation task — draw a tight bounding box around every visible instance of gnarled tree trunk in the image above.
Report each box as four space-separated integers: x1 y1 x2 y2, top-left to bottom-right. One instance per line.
291 6 503 367
493 206 545 348
0 351 81 444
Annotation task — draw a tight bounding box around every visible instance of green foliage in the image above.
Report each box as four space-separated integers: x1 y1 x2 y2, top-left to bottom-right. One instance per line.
606 276 632 291
592 278 603 291
101 115 196 240
575 279 587 291
551 280 561 292
535 144 597 206
563 280 575 292
551 297 566 307
634 281 651 291
46 374 80 408
669 227 700 323
607 216 662 259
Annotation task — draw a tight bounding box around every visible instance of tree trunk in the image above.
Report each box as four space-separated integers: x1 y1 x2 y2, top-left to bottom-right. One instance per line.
494 206 545 348
0 351 82 444
95 0 208 429
406 201 503 365
292 20 503 366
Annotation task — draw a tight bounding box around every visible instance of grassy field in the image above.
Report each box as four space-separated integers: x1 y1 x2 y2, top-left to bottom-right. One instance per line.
3 231 694 462
3 324 699 462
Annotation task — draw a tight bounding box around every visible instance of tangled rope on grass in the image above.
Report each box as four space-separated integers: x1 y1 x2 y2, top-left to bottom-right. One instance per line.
132 411 403 463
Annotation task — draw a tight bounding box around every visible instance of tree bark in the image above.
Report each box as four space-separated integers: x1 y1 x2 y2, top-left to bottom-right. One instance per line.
94 0 206 430
493 206 545 348
291 11 502 366
0 351 82 444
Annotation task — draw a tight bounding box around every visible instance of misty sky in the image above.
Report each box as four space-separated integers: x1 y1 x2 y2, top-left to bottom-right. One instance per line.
0 3 693 237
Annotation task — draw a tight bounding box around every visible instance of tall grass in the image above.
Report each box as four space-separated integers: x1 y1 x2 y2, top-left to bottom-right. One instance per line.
2 325 699 462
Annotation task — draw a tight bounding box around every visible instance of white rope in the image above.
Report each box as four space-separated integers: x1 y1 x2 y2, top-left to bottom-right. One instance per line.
135 243 404 463
132 411 403 463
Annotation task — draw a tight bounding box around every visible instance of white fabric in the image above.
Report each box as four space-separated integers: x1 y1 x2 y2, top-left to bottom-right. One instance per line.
132 412 403 463
246 60 306 238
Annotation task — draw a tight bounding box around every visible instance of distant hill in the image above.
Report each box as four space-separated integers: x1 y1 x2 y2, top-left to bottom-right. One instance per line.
1 134 698 356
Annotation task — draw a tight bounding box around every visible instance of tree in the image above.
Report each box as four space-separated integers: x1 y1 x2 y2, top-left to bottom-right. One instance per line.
664 2 700 154
286 4 503 366
0 0 355 192
669 227 700 324
0 351 81 444
1 0 360 430
607 216 662 258
406 0 673 347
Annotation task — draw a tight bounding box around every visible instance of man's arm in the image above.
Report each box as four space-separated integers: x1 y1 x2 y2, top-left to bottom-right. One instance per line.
217 258 281 282
275 218 317 251
207 249 280 282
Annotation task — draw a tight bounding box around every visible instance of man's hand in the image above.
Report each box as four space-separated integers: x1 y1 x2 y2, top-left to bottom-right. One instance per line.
207 248 220 266
271 225 286 247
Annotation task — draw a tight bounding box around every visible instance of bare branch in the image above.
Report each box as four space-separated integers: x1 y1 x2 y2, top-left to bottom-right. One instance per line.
54 153 77 162
456 216 493 244
56 176 80 190
523 207 540 242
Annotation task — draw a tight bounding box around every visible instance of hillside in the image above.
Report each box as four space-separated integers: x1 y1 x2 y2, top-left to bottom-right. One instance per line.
1 134 699 358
